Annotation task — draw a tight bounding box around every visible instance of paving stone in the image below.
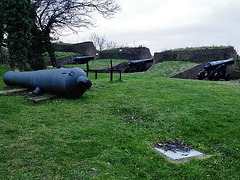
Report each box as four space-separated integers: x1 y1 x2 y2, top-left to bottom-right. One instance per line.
154 147 211 163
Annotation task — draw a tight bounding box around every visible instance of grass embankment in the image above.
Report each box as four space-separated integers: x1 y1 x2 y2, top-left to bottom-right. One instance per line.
0 63 239 179
43 52 80 61
64 59 130 70
164 46 233 52
143 61 198 77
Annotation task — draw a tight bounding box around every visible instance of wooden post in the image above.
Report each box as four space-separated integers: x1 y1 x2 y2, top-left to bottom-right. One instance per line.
86 61 89 77
110 59 113 81
95 70 97 79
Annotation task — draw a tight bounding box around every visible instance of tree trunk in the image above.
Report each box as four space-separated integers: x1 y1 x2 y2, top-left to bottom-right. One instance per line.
45 38 58 68
43 30 58 68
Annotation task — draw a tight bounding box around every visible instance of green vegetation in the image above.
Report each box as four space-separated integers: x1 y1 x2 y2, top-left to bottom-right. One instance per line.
43 52 81 61
64 59 130 70
53 42 73 45
103 45 146 51
2 0 32 70
164 46 233 52
142 61 198 77
0 63 239 179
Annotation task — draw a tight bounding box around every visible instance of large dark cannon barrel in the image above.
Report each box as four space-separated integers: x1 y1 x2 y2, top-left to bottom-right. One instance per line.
128 58 153 65
125 58 153 73
204 58 235 71
3 68 92 97
198 58 235 81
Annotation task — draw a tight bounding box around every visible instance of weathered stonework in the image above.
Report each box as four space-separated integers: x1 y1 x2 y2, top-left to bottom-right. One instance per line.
97 47 152 60
154 46 237 64
170 64 204 79
54 41 96 56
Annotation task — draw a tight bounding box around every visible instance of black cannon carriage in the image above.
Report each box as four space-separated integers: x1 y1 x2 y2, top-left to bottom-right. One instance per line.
124 58 153 73
198 58 235 81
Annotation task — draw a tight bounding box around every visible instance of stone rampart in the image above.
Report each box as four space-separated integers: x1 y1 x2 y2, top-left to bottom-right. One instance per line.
170 64 204 79
98 47 152 60
54 41 96 56
154 46 237 64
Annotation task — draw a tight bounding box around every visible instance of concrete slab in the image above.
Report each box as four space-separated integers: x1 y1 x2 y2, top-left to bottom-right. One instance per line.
154 147 203 160
154 147 211 163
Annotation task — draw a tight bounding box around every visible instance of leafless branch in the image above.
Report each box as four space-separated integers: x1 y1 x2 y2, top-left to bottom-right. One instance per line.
31 0 121 34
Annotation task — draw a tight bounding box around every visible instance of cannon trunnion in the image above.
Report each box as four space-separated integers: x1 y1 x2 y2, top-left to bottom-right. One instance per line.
3 68 92 98
198 58 235 81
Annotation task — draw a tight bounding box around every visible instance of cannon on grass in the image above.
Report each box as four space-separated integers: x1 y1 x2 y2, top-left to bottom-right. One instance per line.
71 56 95 64
3 68 92 98
198 58 235 81
124 58 153 73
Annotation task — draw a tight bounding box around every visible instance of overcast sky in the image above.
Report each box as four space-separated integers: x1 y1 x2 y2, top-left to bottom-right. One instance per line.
59 0 240 55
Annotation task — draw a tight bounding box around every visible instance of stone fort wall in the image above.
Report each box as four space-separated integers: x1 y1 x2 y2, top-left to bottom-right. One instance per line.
97 47 152 60
54 41 96 56
154 46 237 64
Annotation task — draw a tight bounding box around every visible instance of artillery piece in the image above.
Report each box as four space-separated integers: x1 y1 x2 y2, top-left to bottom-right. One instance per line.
71 56 95 64
124 58 153 73
198 58 235 81
3 68 92 98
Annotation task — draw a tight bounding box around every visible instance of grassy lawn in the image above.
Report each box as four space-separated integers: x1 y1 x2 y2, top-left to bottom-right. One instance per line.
0 63 239 179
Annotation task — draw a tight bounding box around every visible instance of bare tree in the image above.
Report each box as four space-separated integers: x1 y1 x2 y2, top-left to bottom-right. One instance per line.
31 0 121 66
90 33 117 51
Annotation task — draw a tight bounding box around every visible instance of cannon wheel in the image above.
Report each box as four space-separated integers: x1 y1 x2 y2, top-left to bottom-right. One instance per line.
198 71 205 80
214 73 220 81
224 73 230 81
207 72 214 80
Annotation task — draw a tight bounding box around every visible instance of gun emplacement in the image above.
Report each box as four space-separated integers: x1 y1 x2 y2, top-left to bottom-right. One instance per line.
198 58 235 81
72 56 95 64
124 58 153 73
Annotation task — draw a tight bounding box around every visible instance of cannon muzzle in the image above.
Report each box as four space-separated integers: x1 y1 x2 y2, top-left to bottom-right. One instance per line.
204 58 235 71
3 68 92 97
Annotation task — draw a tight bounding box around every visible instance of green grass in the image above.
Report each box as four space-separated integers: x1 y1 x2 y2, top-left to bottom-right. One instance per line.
43 51 80 61
141 61 198 77
164 46 233 52
64 59 130 70
0 63 239 179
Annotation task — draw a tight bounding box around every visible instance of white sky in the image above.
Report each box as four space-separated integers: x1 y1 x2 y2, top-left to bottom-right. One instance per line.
59 0 240 55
